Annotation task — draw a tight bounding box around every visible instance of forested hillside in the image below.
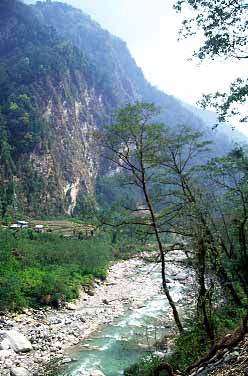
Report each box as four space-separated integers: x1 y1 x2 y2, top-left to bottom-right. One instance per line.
0 0 245 218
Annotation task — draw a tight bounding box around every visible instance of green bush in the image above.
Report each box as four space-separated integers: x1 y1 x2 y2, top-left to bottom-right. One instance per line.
167 325 209 371
93 267 108 280
125 354 161 376
81 274 94 286
212 305 246 337
32 269 76 306
0 272 27 311
0 229 112 310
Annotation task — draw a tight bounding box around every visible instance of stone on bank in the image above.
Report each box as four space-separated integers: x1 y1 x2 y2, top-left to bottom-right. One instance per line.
90 371 106 376
2 330 33 353
10 367 30 376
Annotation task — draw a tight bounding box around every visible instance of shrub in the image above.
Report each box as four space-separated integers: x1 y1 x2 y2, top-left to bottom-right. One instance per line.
0 229 112 310
167 324 209 371
0 272 27 311
81 274 94 286
32 269 75 306
124 354 161 376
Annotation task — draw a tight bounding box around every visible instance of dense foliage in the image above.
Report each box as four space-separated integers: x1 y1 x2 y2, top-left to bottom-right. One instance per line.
97 102 248 375
0 229 111 311
0 0 84 164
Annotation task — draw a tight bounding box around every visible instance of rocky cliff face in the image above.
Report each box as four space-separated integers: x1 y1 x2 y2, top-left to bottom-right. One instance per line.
0 0 245 216
28 78 105 215
0 0 109 215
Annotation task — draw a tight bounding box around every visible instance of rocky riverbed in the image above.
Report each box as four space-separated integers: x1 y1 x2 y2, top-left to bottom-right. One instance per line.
0 251 194 376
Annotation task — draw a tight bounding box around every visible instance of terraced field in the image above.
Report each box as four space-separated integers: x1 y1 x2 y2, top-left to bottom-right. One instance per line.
30 220 95 237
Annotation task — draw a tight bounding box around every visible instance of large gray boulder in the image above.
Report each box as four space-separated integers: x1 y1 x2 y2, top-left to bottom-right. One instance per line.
10 367 30 376
4 330 32 353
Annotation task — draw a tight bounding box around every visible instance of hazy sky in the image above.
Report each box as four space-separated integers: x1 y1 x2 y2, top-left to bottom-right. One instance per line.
26 0 247 135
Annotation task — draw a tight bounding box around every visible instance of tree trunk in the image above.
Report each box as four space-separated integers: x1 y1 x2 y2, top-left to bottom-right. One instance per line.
179 176 243 306
203 226 244 305
216 265 244 306
197 238 215 342
141 178 184 333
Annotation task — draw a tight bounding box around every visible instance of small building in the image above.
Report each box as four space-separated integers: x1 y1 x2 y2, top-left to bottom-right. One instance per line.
10 223 21 230
16 220 29 229
34 224 44 233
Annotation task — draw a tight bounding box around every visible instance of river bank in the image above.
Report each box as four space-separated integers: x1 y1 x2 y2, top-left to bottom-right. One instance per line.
0 251 194 376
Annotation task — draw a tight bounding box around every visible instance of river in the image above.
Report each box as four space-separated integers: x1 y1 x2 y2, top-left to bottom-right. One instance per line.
58 259 189 376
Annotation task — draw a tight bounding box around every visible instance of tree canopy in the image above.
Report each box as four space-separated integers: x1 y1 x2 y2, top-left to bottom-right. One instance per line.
174 0 248 124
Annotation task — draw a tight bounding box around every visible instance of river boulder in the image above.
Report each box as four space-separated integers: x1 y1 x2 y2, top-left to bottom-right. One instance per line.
90 371 106 376
66 303 77 311
10 367 30 376
3 330 33 353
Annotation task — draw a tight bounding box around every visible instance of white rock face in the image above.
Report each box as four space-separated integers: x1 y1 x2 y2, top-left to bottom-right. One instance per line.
4 330 32 353
65 177 81 215
10 367 30 376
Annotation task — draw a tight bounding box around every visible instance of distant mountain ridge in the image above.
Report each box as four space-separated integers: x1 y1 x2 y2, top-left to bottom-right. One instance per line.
181 101 246 146
0 0 246 216
30 1 248 145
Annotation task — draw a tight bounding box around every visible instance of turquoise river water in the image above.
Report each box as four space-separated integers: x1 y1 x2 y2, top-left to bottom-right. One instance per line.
59 264 184 376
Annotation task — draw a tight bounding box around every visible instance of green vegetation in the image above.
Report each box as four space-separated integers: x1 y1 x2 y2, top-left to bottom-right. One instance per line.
125 305 246 376
96 102 248 375
0 229 111 311
175 0 248 124
125 354 161 376
0 0 247 372
0 0 94 216
0 213 148 312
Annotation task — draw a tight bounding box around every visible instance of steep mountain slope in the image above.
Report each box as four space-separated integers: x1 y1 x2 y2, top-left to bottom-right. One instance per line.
0 0 107 215
0 0 245 216
32 0 247 148
32 1 205 129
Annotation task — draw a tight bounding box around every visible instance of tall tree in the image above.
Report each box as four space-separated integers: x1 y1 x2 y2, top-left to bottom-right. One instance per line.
204 147 248 295
97 102 184 333
154 127 246 338
154 127 216 340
